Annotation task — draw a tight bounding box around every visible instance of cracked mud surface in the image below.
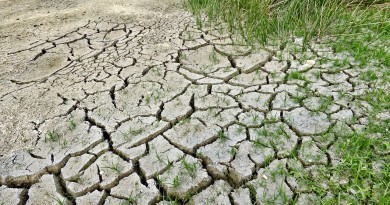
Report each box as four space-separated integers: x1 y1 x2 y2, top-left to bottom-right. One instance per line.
1 0 389 204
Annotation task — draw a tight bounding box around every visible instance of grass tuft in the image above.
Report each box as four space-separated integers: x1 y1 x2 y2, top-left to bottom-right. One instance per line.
186 0 389 64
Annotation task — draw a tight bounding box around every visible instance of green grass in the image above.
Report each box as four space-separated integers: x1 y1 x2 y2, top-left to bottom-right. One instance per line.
45 130 60 142
290 89 389 204
172 175 181 188
68 119 77 130
184 1 390 203
217 130 228 141
102 161 123 173
121 193 140 205
320 123 389 204
181 158 197 178
330 12 390 67
186 0 389 63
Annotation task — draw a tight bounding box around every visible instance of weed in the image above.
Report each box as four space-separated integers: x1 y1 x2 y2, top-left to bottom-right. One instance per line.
156 151 163 163
252 138 265 148
156 175 164 185
166 158 174 171
251 113 260 123
172 175 181 188
235 125 245 134
121 192 140 205
229 147 237 157
163 196 180 205
289 71 306 81
145 95 151 104
181 158 197 178
218 130 228 141
209 49 220 64
129 128 144 136
247 184 257 201
69 119 77 130
46 130 60 142
314 96 334 113
103 161 123 173
52 196 66 205
187 0 389 65
179 117 190 125
360 69 379 82
75 175 85 184
61 138 68 149
179 52 187 60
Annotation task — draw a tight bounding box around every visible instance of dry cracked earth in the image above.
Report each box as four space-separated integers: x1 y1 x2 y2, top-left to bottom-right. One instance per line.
0 0 389 205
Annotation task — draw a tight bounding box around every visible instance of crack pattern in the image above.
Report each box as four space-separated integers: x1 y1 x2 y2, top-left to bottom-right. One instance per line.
0 7 388 205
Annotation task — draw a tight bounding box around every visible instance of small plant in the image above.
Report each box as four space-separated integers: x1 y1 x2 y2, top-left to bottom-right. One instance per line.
153 90 164 102
179 52 188 60
163 195 180 205
179 117 191 125
145 95 151 105
52 196 66 205
166 158 174 171
129 128 144 136
252 138 265 148
121 192 140 205
68 119 77 130
103 161 123 173
46 130 60 142
181 158 197 178
209 49 220 64
360 70 378 82
75 175 85 184
172 175 181 188
156 175 164 185
156 151 163 163
229 147 237 157
278 182 290 204
247 184 257 202
236 125 245 134
313 96 333 113
60 138 68 149
218 130 228 141
289 71 306 81
256 127 270 137
251 114 260 123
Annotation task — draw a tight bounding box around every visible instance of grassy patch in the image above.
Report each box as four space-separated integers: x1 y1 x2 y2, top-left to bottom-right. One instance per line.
185 1 389 203
324 123 389 204
186 0 389 63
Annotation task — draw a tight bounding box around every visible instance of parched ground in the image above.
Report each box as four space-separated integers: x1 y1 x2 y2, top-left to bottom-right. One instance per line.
0 0 389 204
